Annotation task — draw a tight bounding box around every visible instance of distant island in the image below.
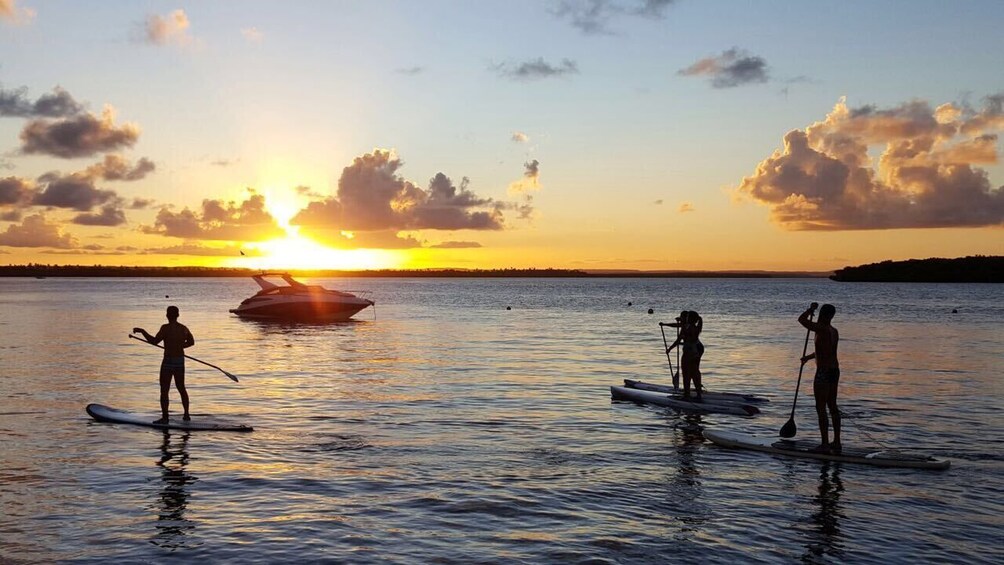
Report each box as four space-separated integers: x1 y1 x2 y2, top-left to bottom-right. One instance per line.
830 256 1003 282
0 264 827 279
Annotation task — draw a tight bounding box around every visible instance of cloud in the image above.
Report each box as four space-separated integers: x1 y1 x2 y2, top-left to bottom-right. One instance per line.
143 9 195 47
679 47 769 89
0 85 84 118
141 194 285 241
20 106 140 158
430 240 482 249
72 204 126 226
307 230 424 249
240 26 263 43
294 184 325 199
291 150 504 242
32 172 118 211
736 95 1004 230
0 213 77 248
0 0 35 25
395 66 425 75
511 131 529 143
553 0 676 35
491 58 578 81
0 176 35 207
210 158 238 167
81 154 155 181
678 202 694 213
508 159 541 194
653 199 663 205
147 242 263 256
129 197 154 209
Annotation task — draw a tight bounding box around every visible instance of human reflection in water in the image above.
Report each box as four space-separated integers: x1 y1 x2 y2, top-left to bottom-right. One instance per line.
151 430 198 550
802 463 844 563
664 415 710 538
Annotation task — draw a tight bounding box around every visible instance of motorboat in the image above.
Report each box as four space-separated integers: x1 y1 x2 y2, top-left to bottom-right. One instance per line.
229 273 374 321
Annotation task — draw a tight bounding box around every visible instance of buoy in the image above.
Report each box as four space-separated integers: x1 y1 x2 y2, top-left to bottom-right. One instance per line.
648 308 654 314
627 301 633 306
952 309 958 313
165 295 169 298
506 306 512 310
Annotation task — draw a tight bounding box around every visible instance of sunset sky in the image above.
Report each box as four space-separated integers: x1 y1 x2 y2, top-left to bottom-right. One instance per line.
1 0 1002 271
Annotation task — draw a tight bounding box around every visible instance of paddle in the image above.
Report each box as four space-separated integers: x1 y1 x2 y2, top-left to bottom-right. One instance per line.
658 322 678 388
129 334 240 382
779 304 816 438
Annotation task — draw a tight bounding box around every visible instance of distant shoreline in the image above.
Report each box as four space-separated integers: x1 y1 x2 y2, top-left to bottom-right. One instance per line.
830 256 1002 283
0 265 829 279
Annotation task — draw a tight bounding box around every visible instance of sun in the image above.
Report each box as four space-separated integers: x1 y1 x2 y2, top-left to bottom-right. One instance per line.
226 185 403 270
238 227 401 271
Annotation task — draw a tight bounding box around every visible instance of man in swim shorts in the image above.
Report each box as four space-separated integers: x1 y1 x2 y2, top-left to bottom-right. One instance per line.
134 306 195 423
799 303 841 454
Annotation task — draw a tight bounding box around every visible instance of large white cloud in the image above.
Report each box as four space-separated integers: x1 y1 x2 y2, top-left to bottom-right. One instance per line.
737 95 1004 230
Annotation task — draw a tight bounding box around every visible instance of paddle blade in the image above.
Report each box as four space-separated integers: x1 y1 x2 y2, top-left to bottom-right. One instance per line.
225 372 239 383
779 418 797 438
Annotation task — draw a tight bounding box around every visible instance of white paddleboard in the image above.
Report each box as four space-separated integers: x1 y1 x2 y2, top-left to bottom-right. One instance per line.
624 379 770 404
703 429 950 470
86 403 253 432
610 386 760 416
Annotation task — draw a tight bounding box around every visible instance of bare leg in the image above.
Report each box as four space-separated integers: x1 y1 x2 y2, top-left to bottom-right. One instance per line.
693 355 703 402
156 365 172 423
813 380 830 450
681 355 692 398
175 367 191 420
827 383 840 451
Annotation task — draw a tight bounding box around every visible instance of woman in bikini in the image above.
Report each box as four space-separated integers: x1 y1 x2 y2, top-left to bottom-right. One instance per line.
667 310 704 401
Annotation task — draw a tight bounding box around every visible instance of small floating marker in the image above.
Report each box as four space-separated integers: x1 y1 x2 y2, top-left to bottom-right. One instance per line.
506 306 512 310
165 295 169 298
952 308 958 313
647 308 654 314
627 301 633 306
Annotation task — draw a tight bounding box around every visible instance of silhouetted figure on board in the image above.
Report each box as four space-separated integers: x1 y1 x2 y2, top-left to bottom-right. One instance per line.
799 303 841 454
134 306 195 423
666 310 704 401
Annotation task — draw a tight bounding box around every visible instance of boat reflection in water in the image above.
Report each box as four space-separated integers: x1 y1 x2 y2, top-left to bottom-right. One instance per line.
151 430 197 550
229 273 374 322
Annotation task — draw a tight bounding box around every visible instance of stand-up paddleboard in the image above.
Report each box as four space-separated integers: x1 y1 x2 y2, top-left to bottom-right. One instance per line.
86 404 253 432
624 379 770 404
703 429 950 470
610 386 760 416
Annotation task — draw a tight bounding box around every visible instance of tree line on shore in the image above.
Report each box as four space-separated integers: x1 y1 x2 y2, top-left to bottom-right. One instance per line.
830 256 1002 282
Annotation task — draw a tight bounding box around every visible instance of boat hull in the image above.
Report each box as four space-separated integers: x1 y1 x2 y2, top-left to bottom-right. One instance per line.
229 297 372 321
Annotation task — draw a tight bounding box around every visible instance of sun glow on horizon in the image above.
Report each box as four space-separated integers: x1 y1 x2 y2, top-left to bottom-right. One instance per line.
238 227 402 270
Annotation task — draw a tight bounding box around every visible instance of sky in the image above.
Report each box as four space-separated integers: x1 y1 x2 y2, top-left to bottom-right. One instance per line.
1 0 1002 271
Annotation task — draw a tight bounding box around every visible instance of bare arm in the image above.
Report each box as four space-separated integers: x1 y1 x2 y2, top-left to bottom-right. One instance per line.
184 328 195 349
666 337 682 352
132 326 163 345
797 304 820 331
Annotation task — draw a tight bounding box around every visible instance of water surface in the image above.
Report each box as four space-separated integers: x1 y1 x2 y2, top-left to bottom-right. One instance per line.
1 277 1001 563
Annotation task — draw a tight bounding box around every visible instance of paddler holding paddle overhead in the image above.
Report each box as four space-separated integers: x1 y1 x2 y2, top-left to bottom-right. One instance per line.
133 306 195 424
798 303 841 454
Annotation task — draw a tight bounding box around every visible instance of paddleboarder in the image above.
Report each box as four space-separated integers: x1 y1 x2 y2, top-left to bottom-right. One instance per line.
798 303 841 454
133 306 195 424
666 310 704 401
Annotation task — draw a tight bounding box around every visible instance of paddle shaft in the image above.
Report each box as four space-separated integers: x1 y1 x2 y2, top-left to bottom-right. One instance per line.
129 334 239 382
659 324 676 387
787 312 815 421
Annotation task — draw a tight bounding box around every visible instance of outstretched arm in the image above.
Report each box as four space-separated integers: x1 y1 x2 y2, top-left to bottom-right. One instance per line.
132 327 163 345
666 337 683 352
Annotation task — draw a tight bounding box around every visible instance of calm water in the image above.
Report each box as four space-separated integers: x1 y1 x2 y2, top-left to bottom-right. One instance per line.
1 277 1001 564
